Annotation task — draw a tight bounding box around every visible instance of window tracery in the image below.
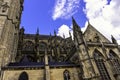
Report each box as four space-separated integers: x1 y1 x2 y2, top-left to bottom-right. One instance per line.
94 50 111 80
109 50 120 75
23 41 34 51
39 42 47 51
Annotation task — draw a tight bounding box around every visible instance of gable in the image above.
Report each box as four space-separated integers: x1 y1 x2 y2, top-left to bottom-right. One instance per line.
83 23 111 43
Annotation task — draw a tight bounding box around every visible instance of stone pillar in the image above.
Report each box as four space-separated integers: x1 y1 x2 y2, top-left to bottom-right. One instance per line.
57 47 60 60
44 49 50 80
36 47 40 62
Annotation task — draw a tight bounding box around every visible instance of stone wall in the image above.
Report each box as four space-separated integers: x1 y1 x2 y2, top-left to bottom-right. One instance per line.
50 68 80 80
2 67 80 80
2 69 44 80
0 0 23 66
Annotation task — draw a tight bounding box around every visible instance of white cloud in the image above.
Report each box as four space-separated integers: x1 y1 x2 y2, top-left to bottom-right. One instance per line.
83 0 120 44
57 24 72 38
52 0 80 20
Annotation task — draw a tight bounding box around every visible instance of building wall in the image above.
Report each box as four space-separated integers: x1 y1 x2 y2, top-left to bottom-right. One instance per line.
50 68 80 80
0 0 23 66
87 46 120 80
2 67 80 80
0 0 120 80
2 69 44 80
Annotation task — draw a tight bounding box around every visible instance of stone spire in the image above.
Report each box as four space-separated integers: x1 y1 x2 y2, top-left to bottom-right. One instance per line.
35 27 39 44
111 35 117 44
54 30 56 37
72 17 96 79
36 27 39 34
69 30 72 40
48 33 52 43
63 33 65 39
72 17 83 44
35 28 40 62
72 17 81 33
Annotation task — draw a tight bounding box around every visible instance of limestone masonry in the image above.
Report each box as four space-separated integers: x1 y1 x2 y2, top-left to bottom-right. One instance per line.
0 0 120 80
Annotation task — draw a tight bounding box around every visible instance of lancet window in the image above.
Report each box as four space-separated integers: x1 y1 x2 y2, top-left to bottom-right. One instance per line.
94 50 111 80
63 70 70 80
109 50 120 75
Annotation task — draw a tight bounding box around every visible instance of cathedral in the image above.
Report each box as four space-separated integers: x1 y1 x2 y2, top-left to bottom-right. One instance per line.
0 0 120 80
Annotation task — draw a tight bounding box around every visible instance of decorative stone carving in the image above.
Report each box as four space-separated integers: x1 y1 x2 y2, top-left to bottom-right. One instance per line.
23 41 34 51
0 1 3 11
94 33 100 42
1 2 9 13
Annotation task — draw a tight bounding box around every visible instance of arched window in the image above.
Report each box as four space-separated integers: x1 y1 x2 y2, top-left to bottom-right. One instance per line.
39 42 47 51
20 55 34 63
23 41 34 51
18 71 28 80
94 50 111 80
109 50 120 76
63 70 70 80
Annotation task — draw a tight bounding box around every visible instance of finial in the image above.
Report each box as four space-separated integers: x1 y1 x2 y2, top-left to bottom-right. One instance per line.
63 33 65 39
50 32 51 36
88 21 90 25
54 30 56 36
111 35 117 44
21 26 25 30
69 30 72 37
20 26 25 33
49 32 52 39
72 16 76 24
88 20 92 26
36 27 39 34
48 33 52 43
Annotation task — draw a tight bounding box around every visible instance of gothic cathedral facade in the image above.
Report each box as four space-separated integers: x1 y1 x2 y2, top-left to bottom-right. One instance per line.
0 0 120 80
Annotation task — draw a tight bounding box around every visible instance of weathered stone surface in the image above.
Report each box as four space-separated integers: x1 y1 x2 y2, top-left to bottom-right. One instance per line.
0 0 120 80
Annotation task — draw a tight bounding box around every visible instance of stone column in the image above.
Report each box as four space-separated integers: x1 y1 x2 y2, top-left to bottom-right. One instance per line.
44 49 50 80
36 48 40 62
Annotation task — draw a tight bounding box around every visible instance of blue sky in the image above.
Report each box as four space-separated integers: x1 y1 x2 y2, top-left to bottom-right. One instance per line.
20 0 120 44
20 0 86 35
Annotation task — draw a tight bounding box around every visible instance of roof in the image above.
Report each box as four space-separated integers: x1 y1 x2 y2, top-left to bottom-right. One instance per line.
24 34 63 40
83 22 111 43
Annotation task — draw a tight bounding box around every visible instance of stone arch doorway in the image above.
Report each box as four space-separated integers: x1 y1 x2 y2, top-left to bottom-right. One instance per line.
18 71 29 80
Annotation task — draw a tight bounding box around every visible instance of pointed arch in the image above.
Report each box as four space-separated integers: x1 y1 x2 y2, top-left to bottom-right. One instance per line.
18 71 29 80
39 41 47 51
20 55 34 62
23 41 34 51
109 50 120 78
93 49 111 80
63 69 70 80
93 49 104 59
109 50 119 58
